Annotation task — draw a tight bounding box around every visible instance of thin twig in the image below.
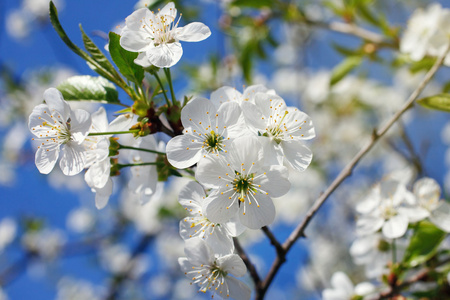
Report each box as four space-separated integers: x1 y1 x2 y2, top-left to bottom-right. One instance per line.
261 227 284 258
256 42 450 299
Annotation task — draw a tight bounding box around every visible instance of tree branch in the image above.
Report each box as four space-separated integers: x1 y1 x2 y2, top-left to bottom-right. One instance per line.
233 237 261 290
257 42 450 299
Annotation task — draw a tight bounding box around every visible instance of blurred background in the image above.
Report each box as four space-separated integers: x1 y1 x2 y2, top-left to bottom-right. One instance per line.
0 0 449 299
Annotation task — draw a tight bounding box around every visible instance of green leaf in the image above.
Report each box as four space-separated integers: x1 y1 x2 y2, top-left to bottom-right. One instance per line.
231 0 272 8
57 75 120 104
79 24 118 77
108 32 145 84
49 2 119 84
403 221 446 267
409 57 436 73
49 1 89 60
417 94 450 113
330 56 363 86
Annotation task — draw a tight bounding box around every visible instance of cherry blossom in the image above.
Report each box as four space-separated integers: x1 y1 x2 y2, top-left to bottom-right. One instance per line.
120 2 211 68
28 88 91 176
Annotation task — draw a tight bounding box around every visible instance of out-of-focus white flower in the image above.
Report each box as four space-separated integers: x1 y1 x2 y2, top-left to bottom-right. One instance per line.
356 179 413 239
66 208 95 233
28 88 91 176
196 136 290 229
100 244 149 277
178 238 251 300
322 272 378 300
400 3 450 66
22 229 66 258
56 277 100 300
120 2 211 68
301 71 330 104
23 0 64 19
5 10 30 39
401 177 450 232
0 218 17 252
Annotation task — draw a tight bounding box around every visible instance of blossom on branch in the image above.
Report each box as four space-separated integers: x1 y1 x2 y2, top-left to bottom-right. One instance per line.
28 88 91 176
120 2 211 68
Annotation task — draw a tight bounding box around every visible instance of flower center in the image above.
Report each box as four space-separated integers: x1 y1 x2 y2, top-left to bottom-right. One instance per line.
204 130 224 153
262 111 288 144
233 171 255 203
377 239 390 252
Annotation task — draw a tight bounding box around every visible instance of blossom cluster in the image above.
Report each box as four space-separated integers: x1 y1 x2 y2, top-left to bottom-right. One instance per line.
169 85 315 298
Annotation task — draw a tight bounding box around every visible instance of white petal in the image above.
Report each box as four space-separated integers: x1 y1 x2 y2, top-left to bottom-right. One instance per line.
28 104 57 137
203 227 234 256
382 214 408 239
241 101 266 132
120 29 151 52
239 193 275 229
354 282 376 296
59 143 86 176
223 277 251 300
178 257 192 274
183 237 213 265
134 52 152 67
176 22 211 42
258 136 283 166
43 88 71 121
228 136 264 171
216 102 241 133
178 181 205 212
281 139 313 172
146 42 183 68
94 178 113 209
195 155 229 189
429 202 450 232
158 2 177 20
181 97 216 129
108 113 134 132
166 134 203 169
70 109 92 143
356 216 384 236
222 216 246 237
413 177 441 206
85 159 110 189
125 8 151 31
210 86 243 107
330 272 354 295
259 165 290 198
284 107 315 140
242 84 270 103
397 206 429 223
204 189 239 224
217 254 247 277
35 143 60 174
322 289 349 300
91 107 109 132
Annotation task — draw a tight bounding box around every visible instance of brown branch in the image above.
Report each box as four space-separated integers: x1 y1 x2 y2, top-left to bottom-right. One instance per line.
233 237 261 289
261 226 284 258
256 42 450 299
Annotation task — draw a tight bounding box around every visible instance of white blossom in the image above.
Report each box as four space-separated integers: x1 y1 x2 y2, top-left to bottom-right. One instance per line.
178 181 245 255
178 238 251 300
196 136 290 229
28 88 91 176
242 93 315 172
166 97 242 169
356 179 413 239
322 272 378 300
120 2 211 68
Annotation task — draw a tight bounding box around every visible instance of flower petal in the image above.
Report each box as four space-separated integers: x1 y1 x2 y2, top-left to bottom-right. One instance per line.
223 277 251 300
120 29 151 52
166 134 203 169
281 139 313 172
203 189 239 224
177 22 211 42
70 109 92 143
239 193 275 229
94 178 113 209
259 165 290 198
146 42 183 68
134 52 152 67
35 143 60 174
429 202 450 232
178 181 205 212
210 86 243 107
43 88 71 121
217 254 247 277
382 214 408 239
59 142 86 176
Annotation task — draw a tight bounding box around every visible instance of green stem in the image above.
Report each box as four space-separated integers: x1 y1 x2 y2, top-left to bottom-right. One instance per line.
118 145 166 156
117 162 164 169
153 72 171 107
164 68 177 104
88 130 140 136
